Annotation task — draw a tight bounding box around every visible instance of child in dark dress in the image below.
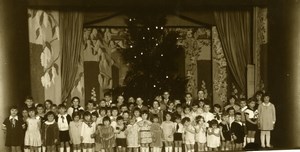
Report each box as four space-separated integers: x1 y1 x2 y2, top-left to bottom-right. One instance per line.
2 106 26 152
231 112 245 150
41 111 59 152
219 113 232 151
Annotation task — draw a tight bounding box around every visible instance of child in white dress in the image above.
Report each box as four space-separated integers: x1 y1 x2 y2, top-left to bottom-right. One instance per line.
81 111 96 152
69 112 82 152
24 108 42 152
195 115 207 151
182 117 196 152
207 120 221 151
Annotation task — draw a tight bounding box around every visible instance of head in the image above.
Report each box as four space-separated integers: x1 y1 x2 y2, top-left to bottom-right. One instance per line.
71 97 80 107
58 104 67 115
195 115 205 124
117 95 124 104
103 116 111 126
36 104 44 115
136 97 143 106
72 112 81 122
128 97 135 103
227 107 235 116
182 117 191 126
86 100 95 111
141 110 148 120
198 100 205 108
91 112 98 122
151 114 159 123
10 106 18 117
184 106 191 114
111 106 119 117
104 93 112 102
163 91 170 100
122 111 130 120
83 111 91 121
222 112 229 122
239 99 247 108
28 108 36 118
167 101 175 110
44 100 53 110
155 95 162 102
192 103 198 112
229 96 236 105
176 104 183 113
45 111 55 122
263 94 270 103
129 117 136 125
152 100 160 109
52 104 58 114
128 103 135 111
255 91 263 101
99 107 106 116
165 112 172 121
99 99 106 108
106 107 112 117
213 104 221 113
133 108 141 117
248 99 256 109
22 109 28 118
185 93 193 102
174 114 182 123
235 112 242 122
116 116 124 125
25 96 34 107
197 90 205 99
120 104 128 112
210 119 219 128
203 104 211 113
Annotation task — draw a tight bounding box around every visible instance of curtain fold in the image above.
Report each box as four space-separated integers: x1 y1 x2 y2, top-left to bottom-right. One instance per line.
60 12 84 101
214 10 251 94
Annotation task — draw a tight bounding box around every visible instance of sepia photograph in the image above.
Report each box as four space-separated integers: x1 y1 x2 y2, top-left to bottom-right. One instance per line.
0 0 299 151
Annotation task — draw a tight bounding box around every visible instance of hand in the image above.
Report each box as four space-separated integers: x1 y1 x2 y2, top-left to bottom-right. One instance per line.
22 124 26 129
232 135 237 140
91 134 95 138
168 135 172 138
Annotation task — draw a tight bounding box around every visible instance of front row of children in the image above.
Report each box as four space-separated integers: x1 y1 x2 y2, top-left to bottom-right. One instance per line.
3 103 249 152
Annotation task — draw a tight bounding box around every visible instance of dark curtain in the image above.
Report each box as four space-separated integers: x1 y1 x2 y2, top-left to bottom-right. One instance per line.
214 10 251 94
60 12 84 101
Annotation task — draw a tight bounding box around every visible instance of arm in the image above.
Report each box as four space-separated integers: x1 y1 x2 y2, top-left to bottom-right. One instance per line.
69 123 73 143
80 123 85 141
213 128 220 137
219 125 225 140
245 113 256 124
54 123 59 143
272 104 276 124
186 126 196 134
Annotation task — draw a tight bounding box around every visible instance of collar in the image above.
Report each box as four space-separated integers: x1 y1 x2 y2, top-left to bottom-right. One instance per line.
45 120 55 125
262 102 271 106
9 116 18 120
58 113 67 117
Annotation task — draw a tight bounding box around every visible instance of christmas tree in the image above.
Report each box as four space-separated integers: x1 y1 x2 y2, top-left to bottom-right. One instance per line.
120 13 187 102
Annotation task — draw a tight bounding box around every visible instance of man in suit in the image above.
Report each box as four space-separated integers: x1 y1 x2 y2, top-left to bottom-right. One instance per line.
135 97 148 111
183 93 194 107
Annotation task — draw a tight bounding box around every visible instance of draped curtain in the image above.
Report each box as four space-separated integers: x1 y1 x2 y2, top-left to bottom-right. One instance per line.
214 10 251 94
60 12 84 101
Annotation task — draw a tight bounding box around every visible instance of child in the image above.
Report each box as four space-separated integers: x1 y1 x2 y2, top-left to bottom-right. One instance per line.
115 116 127 152
173 114 184 152
150 114 163 152
67 97 84 117
98 116 115 152
182 117 196 152
24 96 35 109
96 107 106 125
21 109 29 152
36 104 45 123
91 112 99 123
194 115 207 152
2 106 26 152
133 108 142 122
110 106 119 128
207 119 221 151
213 104 222 123
182 106 193 121
224 96 240 112
174 104 184 118
122 111 130 125
161 112 175 152
24 108 42 152
51 104 58 115
257 94 276 148
120 104 129 115
219 113 232 151
125 117 139 152
149 100 163 123
231 112 245 150
56 104 72 152
197 100 205 113
137 110 152 152
41 111 59 152
69 112 83 152
81 111 96 152
245 99 258 144
44 100 53 113
227 107 235 127
98 99 107 108
86 100 96 114
201 104 214 124
190 103 199 120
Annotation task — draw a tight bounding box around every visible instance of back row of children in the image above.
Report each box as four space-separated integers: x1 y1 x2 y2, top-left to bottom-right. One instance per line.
3 92 276 152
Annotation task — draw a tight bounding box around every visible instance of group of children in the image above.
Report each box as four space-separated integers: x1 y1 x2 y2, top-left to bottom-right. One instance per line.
2 91 276 152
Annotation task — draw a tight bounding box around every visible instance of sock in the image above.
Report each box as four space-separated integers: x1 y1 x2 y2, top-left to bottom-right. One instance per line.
250 138 255 143
169 147 173 152
178 147 182 152
88 148 93 152
24 149 29 152
165 147 168 152
261 131 266 147
66 147 70 152
266 131 271 147
59 147 64 152
146 147 149 152
247 137 251 143
83 149 87 152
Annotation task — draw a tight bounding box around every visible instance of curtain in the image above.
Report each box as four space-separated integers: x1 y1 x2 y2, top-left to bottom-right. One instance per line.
214 10 251 94
60 12 84 101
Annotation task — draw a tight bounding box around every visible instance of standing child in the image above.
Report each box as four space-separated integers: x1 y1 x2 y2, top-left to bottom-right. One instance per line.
67 97 84 117
21 109 29 152
125 117 139 152
244 99 258 144
161 112 175 152
44 100 53 113
212 104 222 123
231 112 245 150
207 120 221 151
41 111 59 152
110 106 119 128
137 110 152 152
133 108 142 122
150 115 163 152
96 107 107 125
99 116 115 152
200 104 214 124
182 106 193 121
69 112 83 152
257 94 276 148
81 111 96 152
24 108 42 152
219 113 232 151
56 104 72 152
36 104 45 123
173 114 184 152
194 115 207 152
86 100 96 114
2 106 26 152
115 116 127 152
182 117 196 152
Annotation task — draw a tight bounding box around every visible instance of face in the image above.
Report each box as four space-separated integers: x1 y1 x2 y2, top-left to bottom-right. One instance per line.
264 96 270 103
176 118 181 123
121 106 128 112
100 110 106 116
153 118 159 123
100 100 106 107
123 113 129 119
59 107 66 114
192 105 198 111
92 115 97 122
73 115 80 122
229 98 235 104
104 95 111 102
184 107 190 114
117 119 124 125
229 109 235 115
128 97 135 103
141 113 148 120
198 101 204 108
29 110 35 118
10 109 18 116
52 106 58 114
47 114 55 122
84 115 91 121
185 94 192 101
184 120 190 126
176 106 182 113
73 99 79 107
22 110 28 117
212 124 217 128
153 101 159 109
136 98 143 105
155 96 162 102
37 106 44 114
130 118 136 125
256 94 262 100
168 103 175 109
106 110 111 116
235 115 242 121
104 120 110 126
165 114 171 121
214 107 220 113
249 101 256 108
240 100 247 108
117 96 124 103
163 92 170 99
87 103 94 110
112 110 118 116
199 118 204 123
198 91 204 99
204 105 210 112
129 104 135 110
134 110 140 117
25 99 33 107
45 102 52 109
222 115 229 122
